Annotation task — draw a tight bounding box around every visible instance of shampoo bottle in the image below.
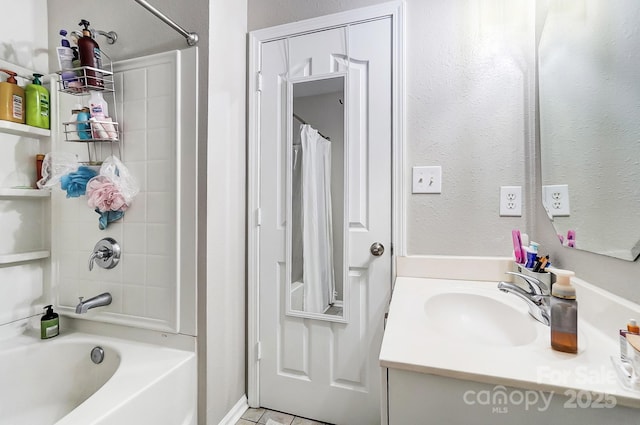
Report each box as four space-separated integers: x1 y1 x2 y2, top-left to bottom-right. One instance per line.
77 20 103 89
57 30 76 88
0 69 25 124
550 269 577 353
41 305 59 339
25 73 50 129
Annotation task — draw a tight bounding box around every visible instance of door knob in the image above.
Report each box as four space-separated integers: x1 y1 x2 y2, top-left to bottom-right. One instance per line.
370 242 385 256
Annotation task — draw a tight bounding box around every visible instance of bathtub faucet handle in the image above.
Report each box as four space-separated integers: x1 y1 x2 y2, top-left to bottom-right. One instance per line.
88 238 121 271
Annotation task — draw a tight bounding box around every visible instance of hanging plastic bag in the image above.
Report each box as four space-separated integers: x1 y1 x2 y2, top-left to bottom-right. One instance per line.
36 152 81 189
86 156 140 229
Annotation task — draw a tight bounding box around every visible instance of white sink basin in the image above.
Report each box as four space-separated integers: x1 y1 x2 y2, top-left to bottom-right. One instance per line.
424 292 537 347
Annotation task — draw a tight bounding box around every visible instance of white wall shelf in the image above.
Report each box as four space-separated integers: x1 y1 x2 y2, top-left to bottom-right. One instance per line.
0 250 50 265
0 188 51 198
0 120 50 138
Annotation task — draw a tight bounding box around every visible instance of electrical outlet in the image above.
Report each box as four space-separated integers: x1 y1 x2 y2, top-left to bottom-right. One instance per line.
499 186 522 216
542 184 570 216
412 166 442 194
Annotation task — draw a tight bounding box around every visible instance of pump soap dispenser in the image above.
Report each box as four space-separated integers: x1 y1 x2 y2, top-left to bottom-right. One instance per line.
41 305 59 339
0 69 25 124
550 269 577 353
25 73 50 129
77 19 103 88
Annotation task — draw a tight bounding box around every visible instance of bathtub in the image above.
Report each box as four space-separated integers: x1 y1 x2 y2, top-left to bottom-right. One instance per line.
0 329 196 425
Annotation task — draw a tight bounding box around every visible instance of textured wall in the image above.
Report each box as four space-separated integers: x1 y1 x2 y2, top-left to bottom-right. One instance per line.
249 0 533 257
0 0 48 72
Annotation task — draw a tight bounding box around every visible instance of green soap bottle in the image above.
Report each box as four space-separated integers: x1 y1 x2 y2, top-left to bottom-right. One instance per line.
25 73 50 129
41 305 59 339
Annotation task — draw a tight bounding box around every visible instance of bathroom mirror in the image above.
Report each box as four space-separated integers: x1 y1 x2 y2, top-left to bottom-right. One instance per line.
286 74 347 321
538 0 640 261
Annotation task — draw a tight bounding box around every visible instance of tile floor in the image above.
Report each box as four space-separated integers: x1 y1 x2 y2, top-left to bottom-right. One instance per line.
236 408 332 425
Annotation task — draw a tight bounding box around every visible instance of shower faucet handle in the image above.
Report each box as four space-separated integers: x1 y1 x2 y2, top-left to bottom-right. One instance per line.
88 238 121 271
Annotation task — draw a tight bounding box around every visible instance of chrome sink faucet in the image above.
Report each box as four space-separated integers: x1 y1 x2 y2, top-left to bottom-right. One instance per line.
75 292 112 314
497 272 550 326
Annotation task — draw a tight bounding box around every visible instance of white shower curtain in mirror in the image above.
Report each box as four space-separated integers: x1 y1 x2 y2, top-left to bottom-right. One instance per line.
301 124 336 313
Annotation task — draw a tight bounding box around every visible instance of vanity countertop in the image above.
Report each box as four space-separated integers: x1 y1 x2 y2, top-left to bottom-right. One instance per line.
380 275 640 408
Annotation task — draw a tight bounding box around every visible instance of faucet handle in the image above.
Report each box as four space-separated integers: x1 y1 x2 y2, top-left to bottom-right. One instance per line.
88 238 121 271
505 271 549 295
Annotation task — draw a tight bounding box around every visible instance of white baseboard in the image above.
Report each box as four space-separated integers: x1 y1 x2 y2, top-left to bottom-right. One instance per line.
218 394 248 425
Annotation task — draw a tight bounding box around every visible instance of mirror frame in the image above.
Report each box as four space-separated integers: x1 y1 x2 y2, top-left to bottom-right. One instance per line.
285 72 349 323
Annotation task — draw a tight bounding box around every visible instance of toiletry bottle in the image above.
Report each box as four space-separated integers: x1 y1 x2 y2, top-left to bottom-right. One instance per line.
71 47 81 73
525 241 539 269
88 90 109 118
550 269 577 353
69 103 82 139
76 107 92 140
35 154 45 187
77 20 103 88
88 91 109 139
25 73 50 129
58 30 76 88
41 305 59 339
621 319 640 362
0 69 25 124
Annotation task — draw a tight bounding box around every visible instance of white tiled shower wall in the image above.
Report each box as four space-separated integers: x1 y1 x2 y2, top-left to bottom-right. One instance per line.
52 49 197 335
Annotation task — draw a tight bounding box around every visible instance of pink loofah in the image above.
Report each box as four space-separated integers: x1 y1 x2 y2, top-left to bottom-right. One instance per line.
86 176 130 212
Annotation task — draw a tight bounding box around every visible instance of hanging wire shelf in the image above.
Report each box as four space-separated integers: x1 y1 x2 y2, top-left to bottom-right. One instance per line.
56 50 122 165
62 119 120 143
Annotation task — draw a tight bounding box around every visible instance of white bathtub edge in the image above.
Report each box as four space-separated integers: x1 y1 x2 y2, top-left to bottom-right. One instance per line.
64 316 196 352
216 394 248 425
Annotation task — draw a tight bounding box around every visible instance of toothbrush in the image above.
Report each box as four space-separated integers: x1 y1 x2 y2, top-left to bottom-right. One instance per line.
512 230 525 264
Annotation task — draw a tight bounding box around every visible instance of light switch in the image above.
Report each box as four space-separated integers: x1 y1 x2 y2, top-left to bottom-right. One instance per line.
412 166 442 194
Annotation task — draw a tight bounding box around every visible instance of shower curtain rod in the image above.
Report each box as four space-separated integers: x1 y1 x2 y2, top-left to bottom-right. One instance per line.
133 0 199 46
293 113 330 141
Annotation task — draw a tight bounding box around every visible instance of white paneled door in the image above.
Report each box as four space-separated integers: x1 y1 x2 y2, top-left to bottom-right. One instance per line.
256 18 392 425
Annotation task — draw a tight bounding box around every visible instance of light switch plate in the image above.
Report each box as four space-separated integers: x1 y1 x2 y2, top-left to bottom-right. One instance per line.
412 166 442 194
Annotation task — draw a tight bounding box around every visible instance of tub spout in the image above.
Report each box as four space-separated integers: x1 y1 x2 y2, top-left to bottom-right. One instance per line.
76 292 112 314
